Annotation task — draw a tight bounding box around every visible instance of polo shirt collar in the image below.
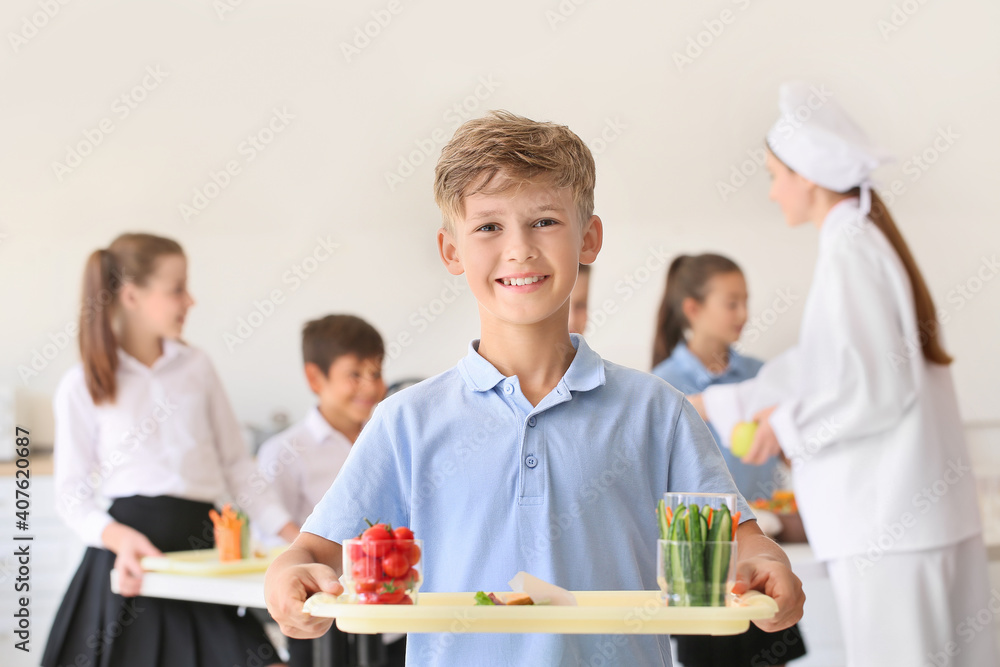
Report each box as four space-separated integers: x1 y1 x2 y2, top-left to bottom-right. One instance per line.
458 333 606 394
305 406 339 445
673 341 742 384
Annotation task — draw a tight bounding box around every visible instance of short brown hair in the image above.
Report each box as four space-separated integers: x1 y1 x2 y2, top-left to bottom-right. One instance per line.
302 315 384 374
434 110 596 233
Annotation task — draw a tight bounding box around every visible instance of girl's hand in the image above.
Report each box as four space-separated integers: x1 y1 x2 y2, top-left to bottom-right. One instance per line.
687 394 708 421
742 405 782 465
101 522 163 597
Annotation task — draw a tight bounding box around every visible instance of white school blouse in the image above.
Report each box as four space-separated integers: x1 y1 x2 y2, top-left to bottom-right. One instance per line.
256 407 353 531
703 198 982 561
53 339 291 547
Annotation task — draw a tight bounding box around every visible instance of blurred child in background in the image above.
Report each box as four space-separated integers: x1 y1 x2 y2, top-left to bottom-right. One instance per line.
256 314 399 666
651 253 807 667
44 233 294 667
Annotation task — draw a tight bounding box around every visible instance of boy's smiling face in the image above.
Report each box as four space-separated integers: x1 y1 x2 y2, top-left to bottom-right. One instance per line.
437 177 602 333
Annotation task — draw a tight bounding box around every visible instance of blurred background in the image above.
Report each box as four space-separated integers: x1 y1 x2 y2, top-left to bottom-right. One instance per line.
1 0 998 664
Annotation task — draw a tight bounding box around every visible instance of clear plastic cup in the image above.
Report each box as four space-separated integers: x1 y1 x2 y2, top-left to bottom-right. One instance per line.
342 537 423 605
657 539 737 607
658 492 739 606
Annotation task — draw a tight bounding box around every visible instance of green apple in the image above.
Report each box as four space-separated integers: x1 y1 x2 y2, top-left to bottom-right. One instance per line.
730 422 757 458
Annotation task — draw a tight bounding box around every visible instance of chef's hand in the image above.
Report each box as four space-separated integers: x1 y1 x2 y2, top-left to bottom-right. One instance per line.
742 405 782 465
687 394 708 421
102 522 163 598
264 532 344 639
733 554 805 632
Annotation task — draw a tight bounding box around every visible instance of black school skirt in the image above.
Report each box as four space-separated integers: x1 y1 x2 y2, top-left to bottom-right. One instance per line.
675 621 807 666
41 495 278 667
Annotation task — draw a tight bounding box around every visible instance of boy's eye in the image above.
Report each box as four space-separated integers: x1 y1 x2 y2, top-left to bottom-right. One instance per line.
476 223 499 233
534 218 557 227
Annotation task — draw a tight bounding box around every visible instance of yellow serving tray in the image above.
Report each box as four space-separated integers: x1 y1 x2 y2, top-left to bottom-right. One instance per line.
141 547 282 575
303 590 778 636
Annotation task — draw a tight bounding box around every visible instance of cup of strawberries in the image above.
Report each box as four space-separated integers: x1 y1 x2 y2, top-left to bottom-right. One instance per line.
343 522 423 605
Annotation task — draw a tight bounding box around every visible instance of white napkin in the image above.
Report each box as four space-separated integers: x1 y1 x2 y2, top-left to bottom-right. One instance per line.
507 571 577 606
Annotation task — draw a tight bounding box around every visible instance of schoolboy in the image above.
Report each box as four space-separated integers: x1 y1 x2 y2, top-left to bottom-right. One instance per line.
265 111 804 666
256 314 394 666
256 314 386 540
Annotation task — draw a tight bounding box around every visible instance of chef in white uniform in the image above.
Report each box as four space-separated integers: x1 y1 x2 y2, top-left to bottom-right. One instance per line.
691 82 998 667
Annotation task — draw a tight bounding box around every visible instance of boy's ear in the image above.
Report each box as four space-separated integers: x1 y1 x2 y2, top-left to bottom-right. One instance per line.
304 362 326 394
437 227 465 276
579 215 603 265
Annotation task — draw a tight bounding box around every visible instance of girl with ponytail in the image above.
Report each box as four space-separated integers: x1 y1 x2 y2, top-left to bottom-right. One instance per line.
651 254 808 667
690 82 995 666
44 233 294 667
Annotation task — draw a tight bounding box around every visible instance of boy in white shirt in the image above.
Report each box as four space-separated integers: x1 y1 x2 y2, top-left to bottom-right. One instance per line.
257 314 386 541
256 314 391 667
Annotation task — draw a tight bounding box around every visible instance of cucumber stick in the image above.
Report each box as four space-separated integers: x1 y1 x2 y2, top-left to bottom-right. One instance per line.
669 506 687 603
707 506 733 604
662 501 733 606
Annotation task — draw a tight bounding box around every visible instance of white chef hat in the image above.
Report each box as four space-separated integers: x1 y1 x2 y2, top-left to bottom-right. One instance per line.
766 81 894 215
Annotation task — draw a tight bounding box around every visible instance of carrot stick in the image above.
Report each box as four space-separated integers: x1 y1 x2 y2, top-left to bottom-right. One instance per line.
706 507 713 529
665 506 673 526
732 511 741 540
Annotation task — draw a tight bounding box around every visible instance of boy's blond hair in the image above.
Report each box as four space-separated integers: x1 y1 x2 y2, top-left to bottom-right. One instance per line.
434 110 596 233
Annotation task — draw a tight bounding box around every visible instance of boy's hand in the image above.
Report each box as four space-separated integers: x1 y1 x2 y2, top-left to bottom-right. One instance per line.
733 520 805 632
264 532 344 639
732 555 805 632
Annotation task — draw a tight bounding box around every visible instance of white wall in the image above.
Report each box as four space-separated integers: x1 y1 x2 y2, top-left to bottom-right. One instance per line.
3 0 998 439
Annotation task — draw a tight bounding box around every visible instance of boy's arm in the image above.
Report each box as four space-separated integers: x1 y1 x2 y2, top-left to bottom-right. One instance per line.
733 519 805 632
264 531 344 638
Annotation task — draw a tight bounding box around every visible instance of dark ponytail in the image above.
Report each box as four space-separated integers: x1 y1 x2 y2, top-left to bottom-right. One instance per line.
78 233 185 404
652 254 742 368
849 188 952 365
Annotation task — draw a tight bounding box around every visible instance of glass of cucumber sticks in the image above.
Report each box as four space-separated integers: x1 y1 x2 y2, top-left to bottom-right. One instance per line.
656 492 738 607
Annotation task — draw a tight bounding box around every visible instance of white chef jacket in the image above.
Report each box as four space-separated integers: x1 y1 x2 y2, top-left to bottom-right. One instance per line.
53 339 291 547
704 198 982 561
255 406 353 531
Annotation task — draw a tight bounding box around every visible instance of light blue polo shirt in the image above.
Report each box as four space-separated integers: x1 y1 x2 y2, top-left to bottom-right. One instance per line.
651 342 781 502
303 334 752 667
